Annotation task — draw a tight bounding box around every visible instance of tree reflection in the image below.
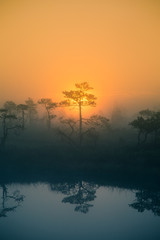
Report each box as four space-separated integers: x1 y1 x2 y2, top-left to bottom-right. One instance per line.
0 184 24 217
50 181 98 214
129 189 160 216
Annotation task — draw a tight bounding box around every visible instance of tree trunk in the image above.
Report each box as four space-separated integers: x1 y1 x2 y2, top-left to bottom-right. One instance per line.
2 185 7 209
47 118 51 129
79 102 82 146
2 118 6 138
154 130 158 146
22 110 25 129
29 110 32 125
46 109 51 130
142 132 148 144
1 118 7 149
137 130 141 145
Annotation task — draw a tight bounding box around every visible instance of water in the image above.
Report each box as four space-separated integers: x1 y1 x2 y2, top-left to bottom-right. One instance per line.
0 181 160 240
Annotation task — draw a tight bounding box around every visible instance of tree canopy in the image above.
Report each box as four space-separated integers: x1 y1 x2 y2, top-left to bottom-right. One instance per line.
60 82 97 107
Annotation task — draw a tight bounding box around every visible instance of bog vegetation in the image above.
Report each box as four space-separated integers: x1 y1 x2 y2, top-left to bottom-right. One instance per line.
0 82 160 172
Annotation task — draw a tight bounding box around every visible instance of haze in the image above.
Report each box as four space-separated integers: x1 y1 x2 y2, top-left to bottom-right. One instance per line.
0 0 160 116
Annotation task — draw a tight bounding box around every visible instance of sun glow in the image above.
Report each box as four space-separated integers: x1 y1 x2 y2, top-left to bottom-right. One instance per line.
0 0 160 116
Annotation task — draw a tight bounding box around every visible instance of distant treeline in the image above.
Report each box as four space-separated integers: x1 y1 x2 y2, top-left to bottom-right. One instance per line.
0 82 160 150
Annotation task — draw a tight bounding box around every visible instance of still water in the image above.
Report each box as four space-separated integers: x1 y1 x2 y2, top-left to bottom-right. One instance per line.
0 181 160 240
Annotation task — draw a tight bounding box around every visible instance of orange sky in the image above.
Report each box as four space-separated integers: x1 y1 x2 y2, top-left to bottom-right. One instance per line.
0 0 160 117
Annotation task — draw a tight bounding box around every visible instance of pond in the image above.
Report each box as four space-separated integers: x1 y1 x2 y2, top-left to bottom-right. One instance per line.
0 180 160 240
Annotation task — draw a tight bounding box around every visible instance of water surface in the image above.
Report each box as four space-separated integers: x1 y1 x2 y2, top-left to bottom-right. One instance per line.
0 181 160 240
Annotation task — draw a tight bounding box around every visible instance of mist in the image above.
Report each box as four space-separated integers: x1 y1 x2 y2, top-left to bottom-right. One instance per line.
0 1 160 239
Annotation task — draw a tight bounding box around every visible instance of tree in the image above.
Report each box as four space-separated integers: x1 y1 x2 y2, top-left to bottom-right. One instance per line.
3 101 17 115
129 189 160 216
3 101 17 127
0 184 24 218
60 82 97 145
38 98 57 129
50 181 98 214
0 109 18 148
150 111 160 145
129 109 160 145
57 117 79 148
25 97 37 125
59 117 77 137
17 104 28 130
85 114 110 129
84 114 110 147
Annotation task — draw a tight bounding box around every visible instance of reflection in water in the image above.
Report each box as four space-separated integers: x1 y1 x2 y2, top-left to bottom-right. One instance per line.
1 181 160 218
129 190 160 216
0 181 160 240
50 181 98 213
0 184 24 217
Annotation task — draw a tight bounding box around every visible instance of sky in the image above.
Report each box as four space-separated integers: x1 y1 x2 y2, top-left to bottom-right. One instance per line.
0 0 160 117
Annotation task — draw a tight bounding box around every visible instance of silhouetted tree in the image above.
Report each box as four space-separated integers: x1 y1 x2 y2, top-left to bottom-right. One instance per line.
25 97 37 125
0 184 24 217
0 109 19 148
3 101 17 115
84 114 110 147
129 189 160 216
3 101 17 127
59 117 77 137
85 114 110 129
50 181 98 214
151 111 160 145
38 98 57 129
17 104 28 130
57 117 78 146
60 82 97 145
129 109 160 145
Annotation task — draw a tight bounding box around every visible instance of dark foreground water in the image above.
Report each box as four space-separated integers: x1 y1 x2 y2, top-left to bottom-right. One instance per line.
0 180 160 240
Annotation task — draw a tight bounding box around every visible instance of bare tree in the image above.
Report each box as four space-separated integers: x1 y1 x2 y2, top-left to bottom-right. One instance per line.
59 117 77 137
0 184 24 218
84 114 110 147
85 114 110 129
